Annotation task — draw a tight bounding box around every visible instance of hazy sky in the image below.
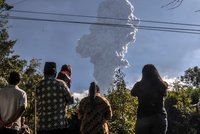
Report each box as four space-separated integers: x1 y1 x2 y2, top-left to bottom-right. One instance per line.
6 0 200 93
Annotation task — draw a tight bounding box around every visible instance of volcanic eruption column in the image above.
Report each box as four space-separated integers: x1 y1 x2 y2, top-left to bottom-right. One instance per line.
76 0 138 90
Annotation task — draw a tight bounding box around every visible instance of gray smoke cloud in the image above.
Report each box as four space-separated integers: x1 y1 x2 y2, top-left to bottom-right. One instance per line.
76 0 138 90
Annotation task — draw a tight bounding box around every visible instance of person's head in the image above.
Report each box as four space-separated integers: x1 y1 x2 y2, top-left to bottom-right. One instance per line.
57 64 72 88
142 64 160 81
141 64 168 89
89 82 97 106
61 64 72 76
8 71 21 85
44 62 57 78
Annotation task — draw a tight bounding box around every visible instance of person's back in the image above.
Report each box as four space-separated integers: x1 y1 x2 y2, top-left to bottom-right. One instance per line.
78 82 112 134
0 71 27 134
36 62 72 134
0 85 26 123
37 78 71 128
131 64 168 134
132 81 166 118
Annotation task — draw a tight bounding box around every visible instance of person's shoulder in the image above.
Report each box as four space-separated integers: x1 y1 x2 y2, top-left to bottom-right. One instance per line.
55 78 69 89
81 96 89 101
135 81 142 86
97 95 110 105
0 87 5 92
16 86 27 95
131 81 142 96
163 81 168 89
80 97 89 104
55 78 66 85
132 81 142 89
37 79 46 87
0 87 5 94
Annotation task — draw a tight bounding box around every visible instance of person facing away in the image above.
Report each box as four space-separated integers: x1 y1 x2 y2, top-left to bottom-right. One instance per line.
78 82 112 134
131 64 168 134
36 62 73 134
57 64 74 105
0 71 27 134
57 64 72 89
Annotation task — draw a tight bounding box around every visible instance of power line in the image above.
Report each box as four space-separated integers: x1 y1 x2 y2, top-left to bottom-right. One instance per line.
4 15 200 34
139 27 200 35
1 15 200 35
10 9 200 27
11 0 30 6
10 9 134 21
5 15 134 28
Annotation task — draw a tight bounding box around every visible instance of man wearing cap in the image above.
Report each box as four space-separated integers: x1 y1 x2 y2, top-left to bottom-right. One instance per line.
36 62 73 134
0 71 27 134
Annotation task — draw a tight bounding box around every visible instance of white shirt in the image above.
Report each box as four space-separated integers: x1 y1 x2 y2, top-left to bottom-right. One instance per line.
0 85 27 130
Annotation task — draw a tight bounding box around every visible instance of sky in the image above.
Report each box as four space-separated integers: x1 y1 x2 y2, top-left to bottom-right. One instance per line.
5 0 200 95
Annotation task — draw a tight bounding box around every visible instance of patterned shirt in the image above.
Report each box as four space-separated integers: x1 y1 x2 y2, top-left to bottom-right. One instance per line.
36 77 72 130
78 93 112 134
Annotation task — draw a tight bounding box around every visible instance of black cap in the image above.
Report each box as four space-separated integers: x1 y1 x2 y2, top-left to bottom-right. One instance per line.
44 62 57 76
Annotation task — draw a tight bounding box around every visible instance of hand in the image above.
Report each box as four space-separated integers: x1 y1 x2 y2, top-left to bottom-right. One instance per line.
0 120 4 128
3 121 13 128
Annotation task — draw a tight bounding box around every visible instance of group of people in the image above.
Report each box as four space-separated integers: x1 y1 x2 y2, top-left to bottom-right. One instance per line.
0 61 112 134
36 62 112 134
1 62 198 134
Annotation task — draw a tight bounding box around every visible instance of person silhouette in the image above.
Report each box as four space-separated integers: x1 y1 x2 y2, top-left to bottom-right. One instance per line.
78 82 112 134
131 64 168 134
0 71 27 134
57 64 72 89
36 62 73 134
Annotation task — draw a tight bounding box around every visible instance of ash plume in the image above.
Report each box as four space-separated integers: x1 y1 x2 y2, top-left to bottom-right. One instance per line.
76 0 138 91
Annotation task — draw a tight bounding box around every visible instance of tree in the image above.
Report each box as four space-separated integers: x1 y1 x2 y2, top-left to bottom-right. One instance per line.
161 0 183 9
107 69 138 134
180 66 200 88
0 1 26 88
0 3 43 133
161 0 200 12
20 59 43 133
165 81 200 134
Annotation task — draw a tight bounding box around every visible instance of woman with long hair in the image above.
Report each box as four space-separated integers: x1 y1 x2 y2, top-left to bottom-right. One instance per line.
78 82 112 134
131 64 168 134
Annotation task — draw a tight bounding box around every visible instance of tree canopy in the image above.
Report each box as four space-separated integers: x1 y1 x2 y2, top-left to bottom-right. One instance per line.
181 66 200 88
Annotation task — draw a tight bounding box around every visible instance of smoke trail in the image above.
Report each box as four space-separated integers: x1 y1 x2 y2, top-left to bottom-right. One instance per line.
76 0 138 91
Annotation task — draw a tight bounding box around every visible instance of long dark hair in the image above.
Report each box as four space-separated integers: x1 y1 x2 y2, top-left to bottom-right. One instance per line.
141 64 168 90
89 82 97 107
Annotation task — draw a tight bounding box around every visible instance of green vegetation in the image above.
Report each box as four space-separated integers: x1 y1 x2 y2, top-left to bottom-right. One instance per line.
0 2 43 133
1 2 199 133
107 70 137 134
